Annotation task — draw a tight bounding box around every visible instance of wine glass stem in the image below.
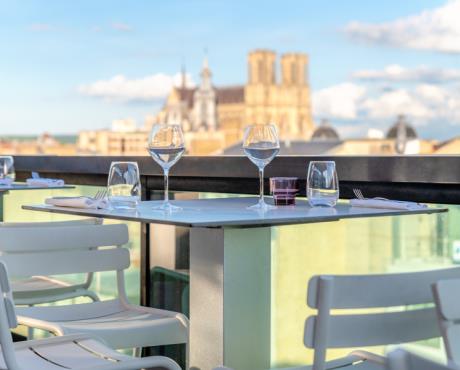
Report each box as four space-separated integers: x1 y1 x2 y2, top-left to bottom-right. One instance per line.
259 167 264 204
164 168 169 203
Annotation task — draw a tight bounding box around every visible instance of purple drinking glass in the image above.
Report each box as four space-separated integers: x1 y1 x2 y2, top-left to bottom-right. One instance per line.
270 177 299 206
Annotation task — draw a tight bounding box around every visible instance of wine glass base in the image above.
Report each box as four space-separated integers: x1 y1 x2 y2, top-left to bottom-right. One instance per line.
152 201 182 212
247 201 276 211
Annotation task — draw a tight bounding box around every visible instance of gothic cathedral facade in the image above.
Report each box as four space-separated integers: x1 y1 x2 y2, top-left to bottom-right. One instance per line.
155 49 314 154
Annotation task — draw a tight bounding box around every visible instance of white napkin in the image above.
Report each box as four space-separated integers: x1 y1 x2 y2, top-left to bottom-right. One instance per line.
45 196 108 209
0 178 13 186
27 178 65 187
350 198 428 211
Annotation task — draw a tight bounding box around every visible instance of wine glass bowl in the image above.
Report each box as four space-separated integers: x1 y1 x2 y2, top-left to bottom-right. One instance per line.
148 123 185 211
243 124 280 210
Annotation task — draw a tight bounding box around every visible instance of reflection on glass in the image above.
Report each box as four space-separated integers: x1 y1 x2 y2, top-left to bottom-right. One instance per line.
107 161 141 210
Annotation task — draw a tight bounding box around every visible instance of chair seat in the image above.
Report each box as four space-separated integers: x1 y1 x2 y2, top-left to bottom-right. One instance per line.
0 334 180 370
17 299 189 349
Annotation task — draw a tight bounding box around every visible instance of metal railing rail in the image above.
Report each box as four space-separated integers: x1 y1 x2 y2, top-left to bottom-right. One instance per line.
13 155 460 204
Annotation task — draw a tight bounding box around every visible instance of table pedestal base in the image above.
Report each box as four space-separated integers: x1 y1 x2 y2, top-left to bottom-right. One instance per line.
190 227 272 370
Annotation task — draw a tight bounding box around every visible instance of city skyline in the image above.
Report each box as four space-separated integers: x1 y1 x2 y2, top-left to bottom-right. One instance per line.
1 0 460 139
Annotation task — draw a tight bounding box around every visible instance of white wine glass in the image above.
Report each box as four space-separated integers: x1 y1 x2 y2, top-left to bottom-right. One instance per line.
148 123 185 211
243 124 280 210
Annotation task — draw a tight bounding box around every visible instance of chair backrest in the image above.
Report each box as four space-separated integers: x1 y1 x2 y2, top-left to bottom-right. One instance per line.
0 261 21 370
0 217 102 228
387 349 456 370
0 222 130 277
432 278 460 365
305 267 460 370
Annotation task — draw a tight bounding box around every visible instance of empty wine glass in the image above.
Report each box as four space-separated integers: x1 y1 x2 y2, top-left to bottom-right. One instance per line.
107 161 141 210
243 124 280 210
307 161 339 207
148 123 185 211
0 156 15 181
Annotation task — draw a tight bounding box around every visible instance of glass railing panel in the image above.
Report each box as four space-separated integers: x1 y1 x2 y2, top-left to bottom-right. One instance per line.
160 192 451 367
2 185 140 304
4 187 454 365
271 205 451 367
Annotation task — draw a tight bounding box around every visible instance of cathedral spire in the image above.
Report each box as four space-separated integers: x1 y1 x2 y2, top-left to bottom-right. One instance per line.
200 51 212 90
180 58 186 90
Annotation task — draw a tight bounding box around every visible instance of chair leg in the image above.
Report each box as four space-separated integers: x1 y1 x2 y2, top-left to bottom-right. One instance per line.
27 304 35 339
185 342 189 370
84 290 100 302
27 326 35 339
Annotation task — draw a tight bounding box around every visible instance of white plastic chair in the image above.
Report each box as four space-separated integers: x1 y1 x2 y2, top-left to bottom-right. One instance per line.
432 278 460 366
0 261 182 370
0 222 189 359
0 218 101 305
214 267 460 370
303 268 460 370
386 349 456 370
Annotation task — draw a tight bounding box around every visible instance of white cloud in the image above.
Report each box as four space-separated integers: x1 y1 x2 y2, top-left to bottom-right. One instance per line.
313 78 460 128
29 23 52 32
361 89 434 120
313 83 366 119
353 64 460 83
345 0 460 53
78 73 195 102
111 23 132 32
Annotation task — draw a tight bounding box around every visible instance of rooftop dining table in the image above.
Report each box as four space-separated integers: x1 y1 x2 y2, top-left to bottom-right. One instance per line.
23 197 447 370
0 183 73 222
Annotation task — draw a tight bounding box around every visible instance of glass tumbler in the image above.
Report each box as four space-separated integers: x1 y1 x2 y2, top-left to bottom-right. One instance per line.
307 161 339 207
107 161 141 210
270 177 299 206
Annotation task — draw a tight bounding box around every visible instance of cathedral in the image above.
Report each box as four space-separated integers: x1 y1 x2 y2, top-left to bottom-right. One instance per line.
154 49 314 154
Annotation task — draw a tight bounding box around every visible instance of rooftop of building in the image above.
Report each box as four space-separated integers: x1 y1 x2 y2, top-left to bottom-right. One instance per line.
386 115 418 139
311 120 340 141
222 139 343 156
175 85 245 107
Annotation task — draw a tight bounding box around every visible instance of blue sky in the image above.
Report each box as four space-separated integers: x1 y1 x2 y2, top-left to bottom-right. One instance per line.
1 0 460 138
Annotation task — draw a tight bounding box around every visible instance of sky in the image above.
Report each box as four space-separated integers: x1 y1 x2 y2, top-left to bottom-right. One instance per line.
1 0 460 139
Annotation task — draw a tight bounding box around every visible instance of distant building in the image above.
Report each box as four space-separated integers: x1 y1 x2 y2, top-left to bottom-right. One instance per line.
77 119 149 156
0 133 77 155
154 49 314 154
311 119 340 141
386 115 418 154
222 115 436 156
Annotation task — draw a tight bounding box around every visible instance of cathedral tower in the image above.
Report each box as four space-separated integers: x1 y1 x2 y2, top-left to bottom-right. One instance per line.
245 50 277 125
248 50 276 85
281 53 308 86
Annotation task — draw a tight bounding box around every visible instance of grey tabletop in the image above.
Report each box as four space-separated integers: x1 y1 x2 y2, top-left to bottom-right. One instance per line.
0 183 74 192
22 197 448 228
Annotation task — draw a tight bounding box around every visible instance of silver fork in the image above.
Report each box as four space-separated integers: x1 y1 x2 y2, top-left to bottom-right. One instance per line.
353 188 397 202
353 188 365 199
93 190 107 200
